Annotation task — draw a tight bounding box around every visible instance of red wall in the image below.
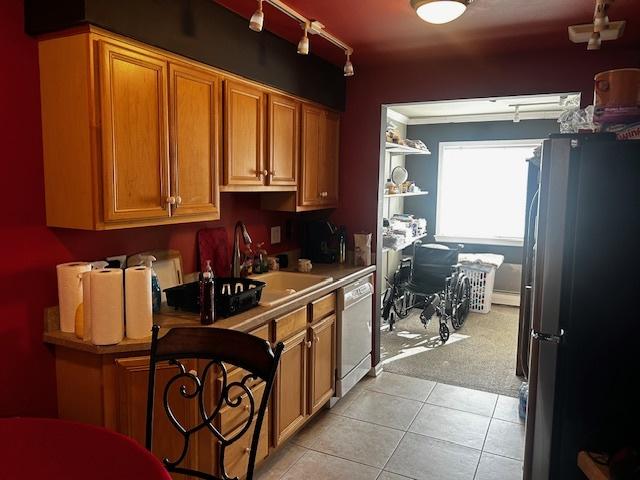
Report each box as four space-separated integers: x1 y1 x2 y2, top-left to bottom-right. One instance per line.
332 47 640 241
0 0 299 417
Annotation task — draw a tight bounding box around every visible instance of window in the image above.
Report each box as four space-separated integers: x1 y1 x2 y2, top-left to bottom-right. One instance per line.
435 140 540 246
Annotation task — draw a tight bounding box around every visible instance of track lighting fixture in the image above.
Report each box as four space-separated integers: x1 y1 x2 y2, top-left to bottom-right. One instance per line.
587 31 601 50
297 24 309 55
593 0 611 32
343 52 354 77
410 0 471 25
243 0 354 76
249 0 264 32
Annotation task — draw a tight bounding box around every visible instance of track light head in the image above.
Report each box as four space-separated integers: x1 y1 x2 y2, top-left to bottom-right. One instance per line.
297 25 309 55
343 53 354 77
587 31 601 50
249 0 264 32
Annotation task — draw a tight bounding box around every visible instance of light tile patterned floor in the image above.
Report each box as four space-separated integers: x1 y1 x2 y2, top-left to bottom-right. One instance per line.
255 372 525 480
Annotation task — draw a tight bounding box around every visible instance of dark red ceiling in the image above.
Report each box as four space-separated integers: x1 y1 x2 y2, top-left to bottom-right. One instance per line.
214 0 640 66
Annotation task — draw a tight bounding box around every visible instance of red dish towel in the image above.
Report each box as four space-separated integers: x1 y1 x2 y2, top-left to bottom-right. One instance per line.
197 227 230 276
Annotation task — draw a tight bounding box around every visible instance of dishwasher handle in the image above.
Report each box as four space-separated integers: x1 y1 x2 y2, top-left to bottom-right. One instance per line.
342 282 374 310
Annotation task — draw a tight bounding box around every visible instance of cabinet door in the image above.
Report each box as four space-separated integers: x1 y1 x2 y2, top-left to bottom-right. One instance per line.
273 329 308 446
319 111 340 206
309 315 336 414
169 63 220 218
300 104 323 206
115 357 199 475
223 80 265 186
267 94 299 186
99 41 170 223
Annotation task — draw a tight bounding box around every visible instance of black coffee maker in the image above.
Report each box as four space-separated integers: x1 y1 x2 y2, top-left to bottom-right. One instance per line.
301 221 346 263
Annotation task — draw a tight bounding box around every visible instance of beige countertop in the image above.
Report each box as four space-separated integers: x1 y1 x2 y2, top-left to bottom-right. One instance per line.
43 263 376 355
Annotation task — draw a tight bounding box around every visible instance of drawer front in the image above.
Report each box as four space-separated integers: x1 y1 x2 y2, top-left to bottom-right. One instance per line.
311 293 336 323
274 306 307 342
218 365 262 403
223 411 269 479
219 381 266 436
250 324 270 342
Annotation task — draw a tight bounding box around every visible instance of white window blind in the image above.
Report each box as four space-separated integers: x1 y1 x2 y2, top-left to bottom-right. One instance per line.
435 140 540 246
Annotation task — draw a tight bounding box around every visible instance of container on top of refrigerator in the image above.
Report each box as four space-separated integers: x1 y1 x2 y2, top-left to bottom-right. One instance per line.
593 68 640 125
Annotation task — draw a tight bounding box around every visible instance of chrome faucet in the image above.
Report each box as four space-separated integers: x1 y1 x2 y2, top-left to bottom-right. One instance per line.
232 221 252 277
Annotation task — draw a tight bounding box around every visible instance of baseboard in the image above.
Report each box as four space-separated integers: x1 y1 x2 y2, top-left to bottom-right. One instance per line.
492 291 520 307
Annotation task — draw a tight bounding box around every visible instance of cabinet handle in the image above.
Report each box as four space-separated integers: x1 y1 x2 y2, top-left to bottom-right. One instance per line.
244 404 250 411
314 334 320 344
306 340 312 348
166 196 176 206
244 448 251 454
175 196 182 206
262 169 269 176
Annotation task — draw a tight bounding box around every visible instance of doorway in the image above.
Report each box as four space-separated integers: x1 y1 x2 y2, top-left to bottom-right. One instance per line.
377 93 579 397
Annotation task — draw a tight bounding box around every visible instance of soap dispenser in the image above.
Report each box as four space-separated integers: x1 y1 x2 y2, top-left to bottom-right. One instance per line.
199 260 215 325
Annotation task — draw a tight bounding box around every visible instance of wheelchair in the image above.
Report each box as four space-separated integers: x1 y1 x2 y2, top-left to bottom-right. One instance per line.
382 243 472 343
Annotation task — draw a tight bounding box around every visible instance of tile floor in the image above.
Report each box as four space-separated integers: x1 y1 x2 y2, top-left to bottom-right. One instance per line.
255 372 525 480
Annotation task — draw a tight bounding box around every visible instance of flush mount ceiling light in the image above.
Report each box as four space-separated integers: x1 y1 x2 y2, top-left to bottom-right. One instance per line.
410 0 472 24
249 0 264 32
245 0 354 75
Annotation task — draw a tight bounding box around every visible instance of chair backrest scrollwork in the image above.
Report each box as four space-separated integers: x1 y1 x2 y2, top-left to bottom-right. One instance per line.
146 325 284 480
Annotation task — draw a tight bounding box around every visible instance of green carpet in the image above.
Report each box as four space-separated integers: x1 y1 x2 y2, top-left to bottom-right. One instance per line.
380 305 524 397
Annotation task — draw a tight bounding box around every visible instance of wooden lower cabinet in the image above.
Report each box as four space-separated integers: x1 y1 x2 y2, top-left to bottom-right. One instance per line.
309 314 337 414
273 300 337 446
115 356 199 479
52 296 338 479
273 329 308 446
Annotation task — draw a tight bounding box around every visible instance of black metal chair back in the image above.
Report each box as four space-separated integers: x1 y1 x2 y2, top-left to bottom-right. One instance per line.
146 324 284 480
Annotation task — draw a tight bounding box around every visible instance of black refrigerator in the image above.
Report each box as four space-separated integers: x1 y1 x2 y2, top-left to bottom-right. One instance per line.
523 134 640 479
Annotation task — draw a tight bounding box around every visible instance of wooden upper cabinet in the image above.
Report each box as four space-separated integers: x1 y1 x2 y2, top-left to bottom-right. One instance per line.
319 111 340 206
309 314 336 415
300 104 340 208
99 41 170 223
267 94 299 186
169 64 220 218
300 104 323 206
223 80 265 187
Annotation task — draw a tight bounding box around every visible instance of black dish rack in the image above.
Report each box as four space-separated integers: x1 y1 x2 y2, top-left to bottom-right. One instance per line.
164 277 266 318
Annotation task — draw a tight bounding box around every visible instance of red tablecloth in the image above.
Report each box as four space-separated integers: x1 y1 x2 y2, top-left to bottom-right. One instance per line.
0 417 172 480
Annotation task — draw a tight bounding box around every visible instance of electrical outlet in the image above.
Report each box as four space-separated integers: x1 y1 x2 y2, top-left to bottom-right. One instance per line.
270 226 281 244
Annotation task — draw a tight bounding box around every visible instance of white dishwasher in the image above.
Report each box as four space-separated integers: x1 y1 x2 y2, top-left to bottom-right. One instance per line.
335 275 374 398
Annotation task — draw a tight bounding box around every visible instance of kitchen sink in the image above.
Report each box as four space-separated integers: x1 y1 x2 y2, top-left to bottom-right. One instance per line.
251 271 333 307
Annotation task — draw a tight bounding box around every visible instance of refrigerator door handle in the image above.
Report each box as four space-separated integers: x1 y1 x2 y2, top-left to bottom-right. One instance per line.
531 328 565 344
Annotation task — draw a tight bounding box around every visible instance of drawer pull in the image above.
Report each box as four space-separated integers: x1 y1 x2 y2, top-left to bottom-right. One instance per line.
306 340 312 348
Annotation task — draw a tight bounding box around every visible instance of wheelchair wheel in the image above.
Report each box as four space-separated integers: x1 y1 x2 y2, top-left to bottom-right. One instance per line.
439 323 450 343
452 276 471 329
389 311 396 331
393 294 409 319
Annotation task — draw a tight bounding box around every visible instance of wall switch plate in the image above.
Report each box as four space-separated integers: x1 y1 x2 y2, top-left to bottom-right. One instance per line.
271 226 281 244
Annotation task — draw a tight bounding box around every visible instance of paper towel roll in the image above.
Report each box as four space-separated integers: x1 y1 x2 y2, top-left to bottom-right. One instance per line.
125 266 153 340
77 271 93 341
56 262 91 333
90 268 124 345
